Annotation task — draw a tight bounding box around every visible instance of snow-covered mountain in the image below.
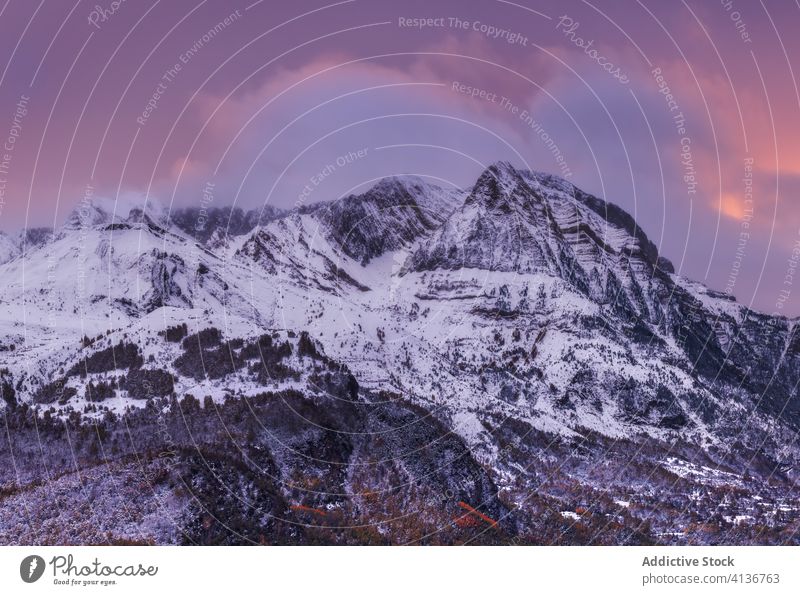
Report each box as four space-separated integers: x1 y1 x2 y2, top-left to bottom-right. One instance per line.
170 204 286 248
0 231 16 264
0 226 52 264
0 164 798 545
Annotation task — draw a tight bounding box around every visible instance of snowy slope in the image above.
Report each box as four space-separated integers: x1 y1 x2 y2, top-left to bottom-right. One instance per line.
0 164 798 493
2 164 800 545
0 232 17 264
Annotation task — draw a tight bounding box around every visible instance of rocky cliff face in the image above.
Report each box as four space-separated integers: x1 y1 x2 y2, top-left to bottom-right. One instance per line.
405 162 800 435
311 175 465 265
170 205 286 247
0 226 53 264
0 165 797 545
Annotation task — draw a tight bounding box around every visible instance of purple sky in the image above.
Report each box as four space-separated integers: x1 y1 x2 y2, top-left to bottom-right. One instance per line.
0 0 799 315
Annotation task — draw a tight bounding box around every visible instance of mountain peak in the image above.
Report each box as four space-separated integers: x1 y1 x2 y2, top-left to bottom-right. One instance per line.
486 159 518 174
369 173 431 192
358 174 454 197
468 161 530 206
3 161 799 547
405 161 671 300
311 174 465 265
63 194 168 230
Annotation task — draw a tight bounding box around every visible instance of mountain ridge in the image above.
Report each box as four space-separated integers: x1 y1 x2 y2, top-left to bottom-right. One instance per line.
0 162 798 545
